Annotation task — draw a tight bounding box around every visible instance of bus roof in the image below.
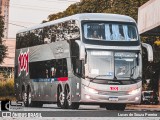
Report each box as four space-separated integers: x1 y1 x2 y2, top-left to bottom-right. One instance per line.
17 13 136 34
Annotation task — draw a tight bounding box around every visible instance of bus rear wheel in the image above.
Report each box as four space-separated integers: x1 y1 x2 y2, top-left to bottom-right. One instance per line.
65 87 79 109
22 90 27 107
27 88 32 107
57 86 65 108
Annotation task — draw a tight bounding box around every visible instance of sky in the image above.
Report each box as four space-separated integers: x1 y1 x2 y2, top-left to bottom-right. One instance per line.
8 0 80 38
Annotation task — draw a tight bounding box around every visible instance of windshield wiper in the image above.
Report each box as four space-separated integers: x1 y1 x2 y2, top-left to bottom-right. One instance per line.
129 66 137 79
90 75 109 82
116 66 137 79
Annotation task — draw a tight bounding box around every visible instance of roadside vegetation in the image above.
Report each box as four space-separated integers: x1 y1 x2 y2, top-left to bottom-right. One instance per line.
0 78 16 101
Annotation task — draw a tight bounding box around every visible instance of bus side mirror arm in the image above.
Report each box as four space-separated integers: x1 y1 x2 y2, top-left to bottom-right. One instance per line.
75 40 85 60
142 43 153 62
84 64 89 77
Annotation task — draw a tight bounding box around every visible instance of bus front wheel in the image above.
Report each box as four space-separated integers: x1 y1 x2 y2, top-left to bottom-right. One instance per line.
27 88 43 107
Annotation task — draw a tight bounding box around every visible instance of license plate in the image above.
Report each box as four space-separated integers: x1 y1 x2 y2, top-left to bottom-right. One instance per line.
109 97 118 101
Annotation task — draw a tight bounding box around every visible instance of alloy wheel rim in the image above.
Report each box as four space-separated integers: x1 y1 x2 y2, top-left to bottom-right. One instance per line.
23 92 27 104
67 91 71 106
59 92 65 105
28 92 31 105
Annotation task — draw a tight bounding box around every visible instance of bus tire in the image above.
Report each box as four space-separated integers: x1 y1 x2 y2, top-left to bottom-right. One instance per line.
26 87 43 107
22 89 27 107
57 86 65 109
57 86 61 108
65 86 79 109
26 87 31 107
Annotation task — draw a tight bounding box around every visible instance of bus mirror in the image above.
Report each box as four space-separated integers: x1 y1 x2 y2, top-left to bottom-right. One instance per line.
80 44 85 60
142 43 153 62
84 64 89 77
75 40 85 60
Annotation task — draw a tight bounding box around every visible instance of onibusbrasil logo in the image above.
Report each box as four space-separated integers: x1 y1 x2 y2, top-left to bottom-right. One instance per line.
18 49 29 76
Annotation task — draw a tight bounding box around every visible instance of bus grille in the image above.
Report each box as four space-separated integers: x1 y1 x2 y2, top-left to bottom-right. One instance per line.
98 91 128 96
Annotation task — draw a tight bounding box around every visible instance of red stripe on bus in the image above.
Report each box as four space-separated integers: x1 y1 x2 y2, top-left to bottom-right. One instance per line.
57 77 68 81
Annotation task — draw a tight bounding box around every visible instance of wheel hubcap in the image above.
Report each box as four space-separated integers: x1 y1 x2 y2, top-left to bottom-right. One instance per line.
28 92 31 105
59 92 65 105
23 92 27 104
67 91 71 106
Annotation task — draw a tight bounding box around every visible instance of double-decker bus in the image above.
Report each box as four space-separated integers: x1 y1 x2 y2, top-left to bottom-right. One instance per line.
15 13 153 110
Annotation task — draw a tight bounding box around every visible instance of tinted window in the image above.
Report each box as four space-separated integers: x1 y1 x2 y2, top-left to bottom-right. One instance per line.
29 58 68 79
83 22 138 41
70 42 82 77
16 20 80 49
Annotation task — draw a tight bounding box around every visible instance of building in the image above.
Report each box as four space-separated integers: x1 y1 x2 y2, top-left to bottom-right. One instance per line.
0 39 15 79
138 0 160 36
138 0 160 103
0 0 10 38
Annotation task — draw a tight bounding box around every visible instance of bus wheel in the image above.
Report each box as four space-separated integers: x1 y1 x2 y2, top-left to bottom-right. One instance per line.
59 91 65 108
27 88 32 107
22 90 27 107
66 87 79 109
57 87 61 108
57 86 65 108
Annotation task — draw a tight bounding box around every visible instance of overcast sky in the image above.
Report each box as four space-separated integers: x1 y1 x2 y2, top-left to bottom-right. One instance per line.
8 0 80 38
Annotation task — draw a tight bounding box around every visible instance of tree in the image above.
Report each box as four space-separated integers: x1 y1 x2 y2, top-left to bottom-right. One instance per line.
0 15 7 64
46 0 149 22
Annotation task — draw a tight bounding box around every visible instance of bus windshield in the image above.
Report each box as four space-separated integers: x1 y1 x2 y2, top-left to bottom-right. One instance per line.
83 22 138 41
115 52 139 79
87 51 140 79
87 51 114 79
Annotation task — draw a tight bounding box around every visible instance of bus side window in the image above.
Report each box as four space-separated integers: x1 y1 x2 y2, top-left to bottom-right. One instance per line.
54 59 68 78
71 42 82 77
63 58 68 77
55 59 63 78
76 60 82 76
50 60 57 78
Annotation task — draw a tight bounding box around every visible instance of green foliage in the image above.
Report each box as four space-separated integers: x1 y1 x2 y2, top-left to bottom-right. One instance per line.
0 78 15 97
142 36 160 92
0 16 4 40
46 0 149 22
0 15 7 64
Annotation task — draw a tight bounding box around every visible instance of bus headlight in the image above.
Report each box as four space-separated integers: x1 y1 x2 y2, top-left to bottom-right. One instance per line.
84 86 98 94
128 88 141 95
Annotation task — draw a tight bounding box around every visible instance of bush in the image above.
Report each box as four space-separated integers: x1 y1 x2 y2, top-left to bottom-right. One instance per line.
0 78 15 97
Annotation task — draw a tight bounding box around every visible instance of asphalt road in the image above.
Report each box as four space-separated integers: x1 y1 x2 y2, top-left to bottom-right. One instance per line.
0 103 160 118
11 104 160 111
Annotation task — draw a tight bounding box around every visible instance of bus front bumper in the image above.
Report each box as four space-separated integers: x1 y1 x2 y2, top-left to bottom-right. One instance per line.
80 87 141 104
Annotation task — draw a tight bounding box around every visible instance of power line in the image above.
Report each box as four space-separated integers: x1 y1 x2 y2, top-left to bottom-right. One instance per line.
10 3 62 10
11 0 79 3
6 22 27 28
9 0 80 12
10 0 79 8
16 0 80 3
10 20 38 25
10 5 58 12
